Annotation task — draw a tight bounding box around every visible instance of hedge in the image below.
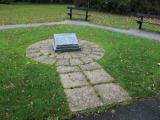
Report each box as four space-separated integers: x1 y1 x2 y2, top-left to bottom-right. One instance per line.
0 0 160 15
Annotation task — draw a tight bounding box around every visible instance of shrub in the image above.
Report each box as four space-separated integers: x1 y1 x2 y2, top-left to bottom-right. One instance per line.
89 0 160 15
0 0 15 3
90 0 131 14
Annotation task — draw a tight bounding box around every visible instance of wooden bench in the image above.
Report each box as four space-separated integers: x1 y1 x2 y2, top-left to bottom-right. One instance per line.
67 6 90 21
136 13 160 29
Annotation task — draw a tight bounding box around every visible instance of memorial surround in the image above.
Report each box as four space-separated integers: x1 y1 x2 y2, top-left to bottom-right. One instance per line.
26 39 131 112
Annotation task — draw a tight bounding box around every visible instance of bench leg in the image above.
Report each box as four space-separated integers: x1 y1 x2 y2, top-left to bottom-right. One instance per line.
85 10 88 21
138 16 143 29
70 14 72 20
85 15 88 21
139 22 142 29
70 9 72 20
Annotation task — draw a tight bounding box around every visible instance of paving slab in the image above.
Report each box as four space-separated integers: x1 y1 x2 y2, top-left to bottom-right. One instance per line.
60 72 89 88
70 58 83 66
56 59 70 66
95 83 131 104
64 86 103 112
84 69 114 84
42 58 56 65
33 55 49 63
64 53 72 59
26 48 40 54
26 52 42 58
80 62 102 71
56 66 81 74
48 53 57 58
56 53 65 59
88 54 102 60
92 47 104 53
80 57 94 64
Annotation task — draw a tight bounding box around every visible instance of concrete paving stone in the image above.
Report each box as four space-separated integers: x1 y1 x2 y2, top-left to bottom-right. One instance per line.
42 46 53 51
56 59 70 66
27 47 39 52
84 69 114 84
93 47 104 52
81 44 92 48
70 53 80 58
70 58 83 66
48 53 57 58
80 57 94 64
70 52 85 58
56 53 65 59
89 43 100 48
64 86 103 112
92 52 104 56
39 43 48 47
64 53 72 59
88 54 101 60
82 47 92 52
80 40 88 44
80 41 91 46
33 55 49 63
26 48 40 54
42 52 51 56
80 62 102 71
26 52 42 58
40 49 51 53
56 66 81 74
32 42 43 47
39 43 49 46
95 83 131 104
60 72 89 88
81 50 91 55
28 44 39 49
41 58 56 65
74 53 86 58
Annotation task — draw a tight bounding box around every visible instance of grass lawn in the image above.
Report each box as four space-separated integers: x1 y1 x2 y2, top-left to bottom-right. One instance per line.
0 4 66 25
0 25 160 119
0 4 160 32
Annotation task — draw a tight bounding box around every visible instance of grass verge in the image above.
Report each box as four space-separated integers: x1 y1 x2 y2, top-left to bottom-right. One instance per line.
0 25 160 119
0 4 160 32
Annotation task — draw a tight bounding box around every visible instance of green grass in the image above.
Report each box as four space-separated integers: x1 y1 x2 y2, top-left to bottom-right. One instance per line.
0 4 160 32
90 11 160 32
0 4 66 25
0 25 160 119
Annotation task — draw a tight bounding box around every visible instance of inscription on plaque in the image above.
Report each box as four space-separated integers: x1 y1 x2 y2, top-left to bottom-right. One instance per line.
53 33 81 52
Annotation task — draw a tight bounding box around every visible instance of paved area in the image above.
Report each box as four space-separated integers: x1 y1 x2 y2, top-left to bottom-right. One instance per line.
26 39 131 112
74 96 160 120
0 20 160 41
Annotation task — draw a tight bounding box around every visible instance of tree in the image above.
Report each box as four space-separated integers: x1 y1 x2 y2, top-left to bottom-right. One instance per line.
74 0 89 7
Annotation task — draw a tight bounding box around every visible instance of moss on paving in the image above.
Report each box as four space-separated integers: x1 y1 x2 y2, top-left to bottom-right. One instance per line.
0 25 160 119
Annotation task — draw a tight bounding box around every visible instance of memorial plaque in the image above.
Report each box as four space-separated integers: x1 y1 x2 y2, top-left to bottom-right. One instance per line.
53 33 81 52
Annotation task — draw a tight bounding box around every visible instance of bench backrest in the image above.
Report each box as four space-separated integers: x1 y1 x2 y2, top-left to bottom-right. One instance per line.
67 6 89 11
136 13 160 19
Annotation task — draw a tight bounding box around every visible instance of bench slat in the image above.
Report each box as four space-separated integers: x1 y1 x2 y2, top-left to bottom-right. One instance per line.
136 13 160 19
67 6 90 21
67 12 90 16
67 6 89 11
